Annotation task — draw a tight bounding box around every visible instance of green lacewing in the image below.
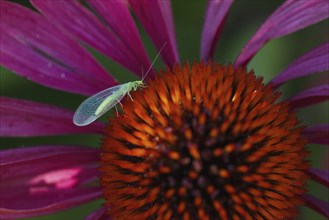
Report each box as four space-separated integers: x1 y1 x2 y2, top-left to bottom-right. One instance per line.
73 43 166 126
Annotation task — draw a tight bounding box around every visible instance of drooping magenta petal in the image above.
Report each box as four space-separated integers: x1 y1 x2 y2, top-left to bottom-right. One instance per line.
85 206 109 220
0 97 105 137
0 146 102 219
289 84 329 109
86 0 151 78
303 194 329 218
235 0 329 67
1 189 101 220
129 0 179 66
307 169 329 188
201 0 234 60
0 1 115 96
303 124 329 145
271 42 329 88
31 0 150 77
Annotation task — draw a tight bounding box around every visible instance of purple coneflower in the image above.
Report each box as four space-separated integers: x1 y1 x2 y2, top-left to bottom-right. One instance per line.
0 0 328 219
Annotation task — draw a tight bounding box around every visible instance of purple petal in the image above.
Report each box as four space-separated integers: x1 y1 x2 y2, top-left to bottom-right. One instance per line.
201 0 234 60
271 42 329 88
0 146 102 219
289 84 329 109
86 0 151 78
303 124 329 145
303 194 329 218
307 169 329 188
235 0 329 67
129 0 179 66
0 1 116 96
0 97 105 137
84 206 109 220
31 0 150 77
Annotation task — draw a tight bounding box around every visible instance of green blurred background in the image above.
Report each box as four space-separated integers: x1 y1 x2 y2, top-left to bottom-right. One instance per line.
1 0 328 219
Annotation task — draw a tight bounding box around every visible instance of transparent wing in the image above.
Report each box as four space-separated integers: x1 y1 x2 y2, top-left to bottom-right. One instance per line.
73 84 128 126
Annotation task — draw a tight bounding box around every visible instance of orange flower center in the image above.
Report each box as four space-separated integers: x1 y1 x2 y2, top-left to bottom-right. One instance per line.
100 62 308 220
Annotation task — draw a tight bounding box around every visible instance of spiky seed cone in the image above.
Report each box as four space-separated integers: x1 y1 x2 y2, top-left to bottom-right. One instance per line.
100 62 308 220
